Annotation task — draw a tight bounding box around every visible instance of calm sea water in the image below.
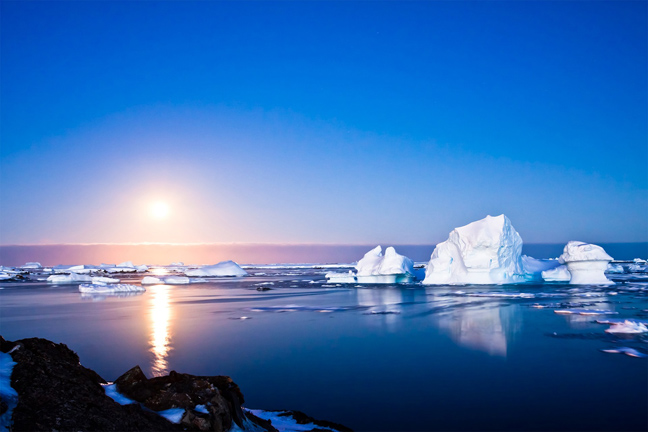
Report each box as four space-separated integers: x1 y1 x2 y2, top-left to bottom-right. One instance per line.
1 265 647 431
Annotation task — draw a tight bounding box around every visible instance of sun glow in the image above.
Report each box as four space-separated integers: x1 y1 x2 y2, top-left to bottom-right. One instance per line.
151 202 169 219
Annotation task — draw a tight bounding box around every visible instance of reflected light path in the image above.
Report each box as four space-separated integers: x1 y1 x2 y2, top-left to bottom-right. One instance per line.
149 285 173 376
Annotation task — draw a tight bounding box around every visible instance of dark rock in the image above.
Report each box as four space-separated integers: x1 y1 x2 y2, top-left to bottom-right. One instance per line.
244 410 279 432
2 336 180 431
256 287 272 291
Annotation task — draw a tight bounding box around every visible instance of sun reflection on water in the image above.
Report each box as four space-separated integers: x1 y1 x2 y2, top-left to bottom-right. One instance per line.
149 285 172 376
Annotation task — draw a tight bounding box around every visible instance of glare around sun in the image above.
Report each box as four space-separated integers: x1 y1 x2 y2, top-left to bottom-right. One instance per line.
151 202 169 219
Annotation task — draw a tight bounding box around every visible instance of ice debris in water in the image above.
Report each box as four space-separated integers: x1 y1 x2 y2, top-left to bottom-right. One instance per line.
184 260 248 277
78 284 145 293
557 241 614 285
0 350 18 431
141 276 204 285
365 310 401 315
102 383 136 405
606 263 624 274
325 271 357 283
604 320 648 334
554 309 618 315
600 347 647 358
423 215 528 285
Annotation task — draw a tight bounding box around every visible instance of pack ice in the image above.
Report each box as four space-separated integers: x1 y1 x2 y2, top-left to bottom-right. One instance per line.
423 215 527 285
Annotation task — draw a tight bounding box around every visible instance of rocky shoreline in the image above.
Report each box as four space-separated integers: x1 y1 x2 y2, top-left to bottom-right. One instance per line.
0 336 351 432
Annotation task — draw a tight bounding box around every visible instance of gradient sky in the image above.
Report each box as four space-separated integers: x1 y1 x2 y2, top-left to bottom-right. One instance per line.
1 0 646 246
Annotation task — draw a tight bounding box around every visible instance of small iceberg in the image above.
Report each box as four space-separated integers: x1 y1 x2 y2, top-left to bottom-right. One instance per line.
184 260 248 277
325 246 414 284
141 276 204 285
78 284 145 293
557 241 614 285
104 261 148 273
554 309 618 315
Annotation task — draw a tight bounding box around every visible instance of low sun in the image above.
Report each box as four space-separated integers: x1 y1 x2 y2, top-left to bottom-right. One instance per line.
150 202 169 219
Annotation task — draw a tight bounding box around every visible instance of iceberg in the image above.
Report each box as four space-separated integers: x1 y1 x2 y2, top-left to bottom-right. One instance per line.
20 262 42 269
356 246 414 283
558 241 614 285
104 262 148 273
606 263 624 274
604 320 648 334
541 265 571 282
184 260 248 277
423 215 525 285
78 284 145 293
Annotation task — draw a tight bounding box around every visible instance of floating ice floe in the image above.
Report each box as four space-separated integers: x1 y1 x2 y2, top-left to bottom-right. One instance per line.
20 262 42 269
557 241 614 285
541 265 571 282
47 274 120 284
0 349 18 431
423 215 526 285
325 271 357 284
600 347 647 358
78 284 145 293
554 309 618 315
141 276 205 285
628 263 648 273
184 260 248 277
604 320 648 334
103 261 148 273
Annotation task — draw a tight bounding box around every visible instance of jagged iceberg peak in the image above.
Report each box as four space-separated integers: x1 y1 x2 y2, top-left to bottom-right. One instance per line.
184 260 248 277
423 214 525 285
355 246 414 277
557 241 614 285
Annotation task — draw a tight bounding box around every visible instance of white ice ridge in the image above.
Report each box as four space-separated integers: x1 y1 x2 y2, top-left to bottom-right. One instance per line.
20 262 42 269
423 215 526 285
47 274 120 284
325 271 357 283
184 260 248 277
103 261 148 273
78 284 145 293
558 241 614 285
0 350 18 431
141 276 206 285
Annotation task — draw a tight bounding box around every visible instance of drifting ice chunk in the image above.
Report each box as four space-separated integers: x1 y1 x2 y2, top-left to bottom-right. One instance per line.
559 241 614 285
423 215 525 285
141 276 164 285
542 265 571 282
605 320 648 334
325 271 357 283
184 260 248 277
600 347 647 358
20 262 42 269
78 284 145 293
47 273 119 284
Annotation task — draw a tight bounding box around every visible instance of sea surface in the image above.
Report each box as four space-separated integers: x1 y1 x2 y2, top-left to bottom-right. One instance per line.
1 263 647 431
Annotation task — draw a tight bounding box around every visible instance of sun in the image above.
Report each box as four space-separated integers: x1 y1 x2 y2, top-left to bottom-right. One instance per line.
150 202 170 219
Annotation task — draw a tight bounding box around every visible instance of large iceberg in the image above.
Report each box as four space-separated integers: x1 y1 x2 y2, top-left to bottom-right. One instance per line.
423 215 525 285
184 261 248 277
47 274 119 284
558 241 613 285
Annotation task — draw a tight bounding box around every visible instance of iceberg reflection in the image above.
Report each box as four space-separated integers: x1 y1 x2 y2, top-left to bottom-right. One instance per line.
433 296 521 357
149 285 173 376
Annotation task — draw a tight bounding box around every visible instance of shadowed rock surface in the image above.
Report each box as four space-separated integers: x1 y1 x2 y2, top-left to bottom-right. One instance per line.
0 336 351 432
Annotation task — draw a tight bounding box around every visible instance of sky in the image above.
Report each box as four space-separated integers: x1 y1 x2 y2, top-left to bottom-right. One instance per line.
1 0 646 246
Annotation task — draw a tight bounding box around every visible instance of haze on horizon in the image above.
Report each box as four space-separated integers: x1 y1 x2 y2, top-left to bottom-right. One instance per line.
1 1 646 247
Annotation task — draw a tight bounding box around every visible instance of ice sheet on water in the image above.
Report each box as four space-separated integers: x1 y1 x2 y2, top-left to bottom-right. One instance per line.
245 409 341 432
463 292 535 299
554 309 618 315
102 383 136 405
78 284 145 293
247 304 363 313
600 347 647 358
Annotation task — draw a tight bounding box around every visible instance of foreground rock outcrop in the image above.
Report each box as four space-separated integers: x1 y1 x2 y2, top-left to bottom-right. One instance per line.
0 336 350 432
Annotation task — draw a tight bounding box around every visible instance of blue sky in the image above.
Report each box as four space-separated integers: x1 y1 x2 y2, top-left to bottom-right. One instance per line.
1 1 646 245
